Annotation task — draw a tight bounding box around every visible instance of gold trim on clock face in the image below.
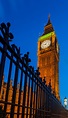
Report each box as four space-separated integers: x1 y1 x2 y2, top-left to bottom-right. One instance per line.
41 40 51 49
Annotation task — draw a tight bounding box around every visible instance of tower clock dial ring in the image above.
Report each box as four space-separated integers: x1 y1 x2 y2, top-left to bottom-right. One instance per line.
41 40 51 49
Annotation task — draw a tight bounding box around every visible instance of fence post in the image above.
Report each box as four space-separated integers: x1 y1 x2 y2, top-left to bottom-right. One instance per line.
0 23 13 96
21 52 31 118
10 46 20 118
17 57 24 118
35 68 40 118
2 44 15 118
29 66 34 118
48 80 52 118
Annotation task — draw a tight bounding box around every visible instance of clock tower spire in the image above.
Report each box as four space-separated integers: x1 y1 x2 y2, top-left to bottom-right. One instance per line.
37 17 60 100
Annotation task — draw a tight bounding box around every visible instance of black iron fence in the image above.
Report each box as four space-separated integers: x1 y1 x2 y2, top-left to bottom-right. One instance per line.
0 22 68 118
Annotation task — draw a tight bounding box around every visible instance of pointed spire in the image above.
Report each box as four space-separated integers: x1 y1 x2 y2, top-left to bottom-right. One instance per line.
41 14 54 36
46 14 51 25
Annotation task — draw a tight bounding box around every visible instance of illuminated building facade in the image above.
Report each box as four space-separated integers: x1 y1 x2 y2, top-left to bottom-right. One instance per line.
37 17 60 100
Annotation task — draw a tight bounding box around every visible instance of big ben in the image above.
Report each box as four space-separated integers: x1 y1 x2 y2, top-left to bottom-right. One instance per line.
37 17 60 100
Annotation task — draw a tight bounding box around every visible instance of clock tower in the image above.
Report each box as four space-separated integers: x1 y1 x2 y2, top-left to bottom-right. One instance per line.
37 17 60 100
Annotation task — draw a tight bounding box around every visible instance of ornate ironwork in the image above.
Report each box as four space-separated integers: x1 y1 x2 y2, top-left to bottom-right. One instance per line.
0 23 68 118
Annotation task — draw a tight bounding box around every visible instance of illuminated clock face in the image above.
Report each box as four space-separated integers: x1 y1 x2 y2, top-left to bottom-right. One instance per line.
41 40 51 49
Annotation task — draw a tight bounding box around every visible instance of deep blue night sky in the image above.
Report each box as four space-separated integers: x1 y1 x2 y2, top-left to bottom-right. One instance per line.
0 0 68 106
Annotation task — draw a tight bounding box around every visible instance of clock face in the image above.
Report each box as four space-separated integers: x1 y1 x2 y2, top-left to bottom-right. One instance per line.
41 40 51 49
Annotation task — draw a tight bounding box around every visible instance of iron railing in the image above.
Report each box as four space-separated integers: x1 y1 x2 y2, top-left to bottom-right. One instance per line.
0 22 68 118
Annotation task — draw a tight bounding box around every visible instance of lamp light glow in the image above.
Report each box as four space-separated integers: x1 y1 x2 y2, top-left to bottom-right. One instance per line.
64 97 67 108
